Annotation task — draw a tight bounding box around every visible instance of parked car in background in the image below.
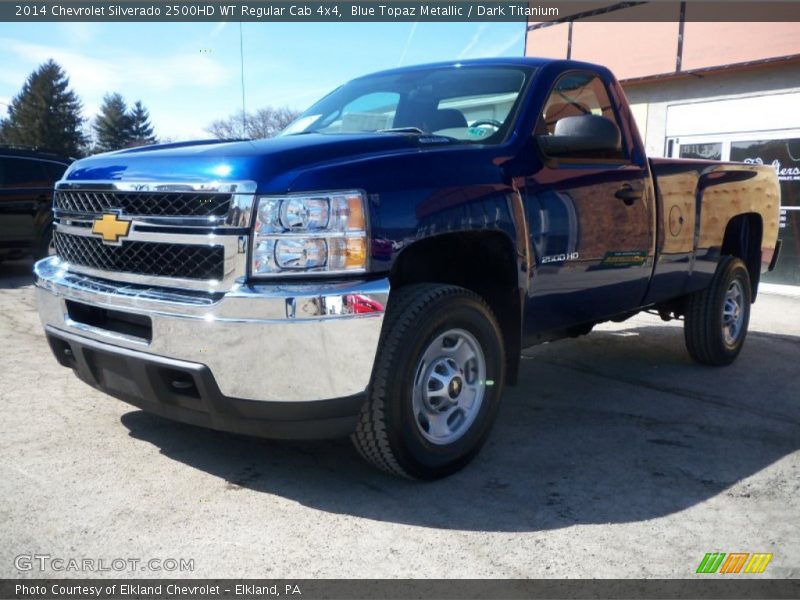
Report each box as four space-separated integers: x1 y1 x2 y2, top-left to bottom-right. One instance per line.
0 147 72 262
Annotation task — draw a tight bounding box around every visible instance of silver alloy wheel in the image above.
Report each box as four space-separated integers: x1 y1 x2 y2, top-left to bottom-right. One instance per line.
412 328 486 445
721 279 745 346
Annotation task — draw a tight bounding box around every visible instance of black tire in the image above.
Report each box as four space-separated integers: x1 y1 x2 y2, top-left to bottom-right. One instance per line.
684 256 752 366
33 224 55 260
352 283 506 480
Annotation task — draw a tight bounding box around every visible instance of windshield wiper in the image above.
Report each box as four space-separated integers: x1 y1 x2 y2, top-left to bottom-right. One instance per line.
375 127 459 144
376 127 428 134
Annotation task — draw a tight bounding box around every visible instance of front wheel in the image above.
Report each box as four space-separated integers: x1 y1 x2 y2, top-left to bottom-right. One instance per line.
684 256 752 366
352 284 505 479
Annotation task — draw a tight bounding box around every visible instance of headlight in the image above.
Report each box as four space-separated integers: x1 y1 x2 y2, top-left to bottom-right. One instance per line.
252 191 367 276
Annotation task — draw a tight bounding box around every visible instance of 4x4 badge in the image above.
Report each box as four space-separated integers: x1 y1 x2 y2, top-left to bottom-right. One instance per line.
92 214 131 244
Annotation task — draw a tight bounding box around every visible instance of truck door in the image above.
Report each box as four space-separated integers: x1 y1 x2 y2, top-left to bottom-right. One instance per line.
523 71 653 335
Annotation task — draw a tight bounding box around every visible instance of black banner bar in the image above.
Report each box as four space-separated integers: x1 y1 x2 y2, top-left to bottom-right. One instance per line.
2 1 800 23
3 579 800 600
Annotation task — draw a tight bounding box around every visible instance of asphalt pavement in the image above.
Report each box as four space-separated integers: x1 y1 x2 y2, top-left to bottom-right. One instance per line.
1 258 798 578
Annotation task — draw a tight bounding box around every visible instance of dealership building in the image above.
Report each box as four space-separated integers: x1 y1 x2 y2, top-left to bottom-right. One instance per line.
526 5 800 287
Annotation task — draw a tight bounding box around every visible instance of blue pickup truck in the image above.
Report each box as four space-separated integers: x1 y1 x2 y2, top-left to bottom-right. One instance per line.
35 58 781 479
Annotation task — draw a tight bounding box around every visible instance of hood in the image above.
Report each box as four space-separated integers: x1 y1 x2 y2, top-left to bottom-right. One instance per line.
64 134 445 193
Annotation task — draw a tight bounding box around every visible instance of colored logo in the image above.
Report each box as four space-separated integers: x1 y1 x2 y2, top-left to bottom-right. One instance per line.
92 214 131 244
697 553 773 574
599 250 648 269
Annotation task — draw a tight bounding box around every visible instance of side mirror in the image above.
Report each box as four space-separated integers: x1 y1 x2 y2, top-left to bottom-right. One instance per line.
536 114 622 158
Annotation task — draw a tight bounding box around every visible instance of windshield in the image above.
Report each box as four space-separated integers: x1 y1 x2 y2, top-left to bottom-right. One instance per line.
280 66 533 144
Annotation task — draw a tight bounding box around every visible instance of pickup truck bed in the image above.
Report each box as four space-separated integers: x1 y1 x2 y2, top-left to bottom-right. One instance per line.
647 158 780 305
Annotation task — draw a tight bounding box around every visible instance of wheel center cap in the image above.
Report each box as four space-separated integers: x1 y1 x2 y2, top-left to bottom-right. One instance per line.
448 377 463 399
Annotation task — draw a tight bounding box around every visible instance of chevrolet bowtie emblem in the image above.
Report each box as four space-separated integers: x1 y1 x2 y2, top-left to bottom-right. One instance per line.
92 214 131 243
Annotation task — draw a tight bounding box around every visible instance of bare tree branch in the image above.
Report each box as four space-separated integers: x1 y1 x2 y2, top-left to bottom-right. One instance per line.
206 106 300 140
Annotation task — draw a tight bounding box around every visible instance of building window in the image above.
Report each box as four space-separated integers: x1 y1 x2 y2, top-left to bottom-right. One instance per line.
679 142 723 161
729 138 800 207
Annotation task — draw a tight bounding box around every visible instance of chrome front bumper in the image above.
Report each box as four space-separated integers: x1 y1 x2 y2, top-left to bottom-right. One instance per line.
35 256 389 402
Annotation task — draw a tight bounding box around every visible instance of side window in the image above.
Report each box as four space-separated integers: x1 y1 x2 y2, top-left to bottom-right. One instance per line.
0 157 47 188
538 72 626 161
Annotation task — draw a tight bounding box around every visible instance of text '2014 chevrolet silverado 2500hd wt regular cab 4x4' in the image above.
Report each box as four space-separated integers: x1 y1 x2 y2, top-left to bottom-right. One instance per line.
35 58 781 479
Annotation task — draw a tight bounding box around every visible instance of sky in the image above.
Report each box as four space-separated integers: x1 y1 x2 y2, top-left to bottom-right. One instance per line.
0 21 526 140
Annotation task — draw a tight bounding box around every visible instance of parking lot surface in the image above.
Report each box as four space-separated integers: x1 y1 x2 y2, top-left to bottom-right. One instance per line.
1 259 798 578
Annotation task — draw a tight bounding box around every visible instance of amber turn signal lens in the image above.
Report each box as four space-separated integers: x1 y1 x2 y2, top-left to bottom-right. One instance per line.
345 237 367 268
346 194 366 231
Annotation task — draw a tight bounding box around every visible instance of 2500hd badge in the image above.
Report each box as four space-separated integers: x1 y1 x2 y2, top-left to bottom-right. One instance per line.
541 252 580 264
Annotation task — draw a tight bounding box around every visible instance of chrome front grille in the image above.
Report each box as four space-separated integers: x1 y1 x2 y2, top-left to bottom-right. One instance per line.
52 180 256 291
54 231 225 280
55 190 233 217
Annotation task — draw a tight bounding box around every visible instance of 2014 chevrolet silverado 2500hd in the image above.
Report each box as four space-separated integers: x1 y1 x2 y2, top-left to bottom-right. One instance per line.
34 58 781 479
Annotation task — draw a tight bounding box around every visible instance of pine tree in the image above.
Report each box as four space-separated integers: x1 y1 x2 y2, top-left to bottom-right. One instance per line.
128 100 156 146
93 93 133 153
0 60 86 156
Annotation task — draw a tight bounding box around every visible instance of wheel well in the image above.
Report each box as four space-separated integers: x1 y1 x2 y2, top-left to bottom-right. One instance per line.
389 232 522 384
721 213 763 300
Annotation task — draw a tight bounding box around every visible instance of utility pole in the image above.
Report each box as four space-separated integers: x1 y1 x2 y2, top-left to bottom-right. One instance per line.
239 22 247 138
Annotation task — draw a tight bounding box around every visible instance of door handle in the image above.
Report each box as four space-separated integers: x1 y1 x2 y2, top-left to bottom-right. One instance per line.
614 184 641 206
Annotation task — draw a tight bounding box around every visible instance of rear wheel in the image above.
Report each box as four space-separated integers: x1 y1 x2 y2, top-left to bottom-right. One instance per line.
684 256 752 366
352 284 505 479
